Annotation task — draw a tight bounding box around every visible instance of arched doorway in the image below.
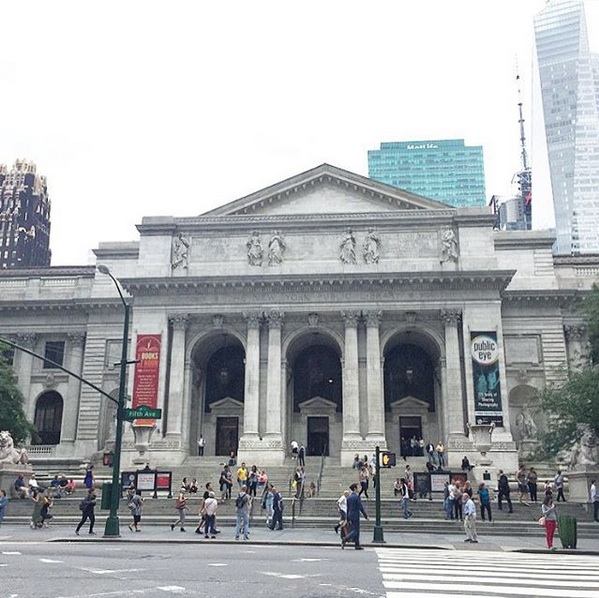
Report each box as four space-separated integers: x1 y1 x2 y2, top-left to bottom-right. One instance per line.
33 391 63 445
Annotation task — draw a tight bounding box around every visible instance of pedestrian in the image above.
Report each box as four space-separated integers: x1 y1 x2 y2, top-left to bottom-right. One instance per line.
541 494 558 549
248 465 259 497
528 467 539 503
334 489 349 535
461 456 473 472
404 464 413 498
197 435 205 456
14 474 27 499
436 442 446 469
269 486 284 531
290 440 299 459
445 481 455 520
237 462 248 488
189 479 198 494
262 483 275 526
219 465 232 502
75 488 96 535
477 482 493 522
399 477 412 519
83 465 94 491
453 481 463 522
0 489 8 525
590 479 599 522
544 480 553 498
228 451 237 467
358 465 370 499
342 483 368 550
39 488 53 528
257 469 268 493
462 493 478 543
352 454 361 470
393 477 402 497
418 437 425 456
171 487 187 532
30 489 43 529
426 442 436 466
298 442 306 467
128 489 143 532
554 470 566 502
516 464 530 505
497 470 513 513
234 485 251 541
202 491 218 538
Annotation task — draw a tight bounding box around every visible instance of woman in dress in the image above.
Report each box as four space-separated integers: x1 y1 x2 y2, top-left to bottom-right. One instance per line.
128 489 144 532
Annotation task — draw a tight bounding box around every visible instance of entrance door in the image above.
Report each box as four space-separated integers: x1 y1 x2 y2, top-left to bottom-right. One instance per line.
215 417 238 456
307 416 329 456
399 416 422 457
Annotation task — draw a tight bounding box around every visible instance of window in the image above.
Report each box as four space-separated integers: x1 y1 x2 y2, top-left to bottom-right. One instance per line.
33 391 63 445
43 341 65 369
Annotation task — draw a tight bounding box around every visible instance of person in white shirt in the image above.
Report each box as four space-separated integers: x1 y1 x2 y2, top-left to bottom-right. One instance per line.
462 493 478 543
290 440 299 459
591 480 599 522
334 490 349 535
197 435 205 456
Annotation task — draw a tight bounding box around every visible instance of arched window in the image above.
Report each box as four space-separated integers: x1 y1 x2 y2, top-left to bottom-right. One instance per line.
33 391 63 445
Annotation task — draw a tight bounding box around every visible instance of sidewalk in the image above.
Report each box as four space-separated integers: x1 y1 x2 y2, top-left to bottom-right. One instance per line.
1 523 597 554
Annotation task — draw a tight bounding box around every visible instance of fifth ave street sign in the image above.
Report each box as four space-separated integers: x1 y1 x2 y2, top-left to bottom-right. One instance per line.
123 406 162 421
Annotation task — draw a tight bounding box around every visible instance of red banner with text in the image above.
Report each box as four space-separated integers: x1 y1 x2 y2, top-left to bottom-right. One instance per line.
132 334 162 425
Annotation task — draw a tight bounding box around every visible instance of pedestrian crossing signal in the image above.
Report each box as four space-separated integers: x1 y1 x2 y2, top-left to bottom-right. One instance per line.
380 451 396 468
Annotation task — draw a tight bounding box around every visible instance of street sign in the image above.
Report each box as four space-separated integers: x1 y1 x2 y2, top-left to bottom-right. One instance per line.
380 451 396 468
123 406 162 421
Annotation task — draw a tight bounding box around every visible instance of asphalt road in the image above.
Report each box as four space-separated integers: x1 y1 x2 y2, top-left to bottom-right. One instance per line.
1 542 384 598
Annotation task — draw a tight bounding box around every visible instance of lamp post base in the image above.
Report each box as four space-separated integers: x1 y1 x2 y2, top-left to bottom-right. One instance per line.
372 525 386 543
103 515 121 538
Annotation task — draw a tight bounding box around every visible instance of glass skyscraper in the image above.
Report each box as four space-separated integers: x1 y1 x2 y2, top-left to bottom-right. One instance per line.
534 0 599 254
367 139 486 208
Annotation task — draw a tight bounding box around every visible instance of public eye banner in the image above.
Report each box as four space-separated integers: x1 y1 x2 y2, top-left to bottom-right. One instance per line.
132 333 162 425
470 332 504 426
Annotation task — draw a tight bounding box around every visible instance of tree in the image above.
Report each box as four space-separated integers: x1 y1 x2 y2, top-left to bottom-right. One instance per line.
0 344 36 445
586 282 599 365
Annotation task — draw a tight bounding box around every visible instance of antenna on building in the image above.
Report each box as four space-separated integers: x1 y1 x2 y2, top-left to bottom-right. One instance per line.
516 60 529 172
514 58 532 229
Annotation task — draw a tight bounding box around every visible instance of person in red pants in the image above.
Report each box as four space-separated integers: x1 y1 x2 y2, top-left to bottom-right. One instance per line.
542 495 557 549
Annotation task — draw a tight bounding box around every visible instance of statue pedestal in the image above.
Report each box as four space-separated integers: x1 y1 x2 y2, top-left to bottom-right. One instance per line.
519 439 540 460
567 467 599 503
0 463 33 499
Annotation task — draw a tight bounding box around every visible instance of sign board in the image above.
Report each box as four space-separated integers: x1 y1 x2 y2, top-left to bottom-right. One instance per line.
413 472 431 496
430 472 451 492
123 406 162 421
121 471 136 490
131 334 162 425
471 331 503 426
156 472 172 491
136 472 156 491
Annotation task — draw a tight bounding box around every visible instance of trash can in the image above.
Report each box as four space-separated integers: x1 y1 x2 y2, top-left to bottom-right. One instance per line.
558 514 577 549
101 482 113 510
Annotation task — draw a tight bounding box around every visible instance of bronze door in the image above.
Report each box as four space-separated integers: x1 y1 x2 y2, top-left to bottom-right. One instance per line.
215 417 238 456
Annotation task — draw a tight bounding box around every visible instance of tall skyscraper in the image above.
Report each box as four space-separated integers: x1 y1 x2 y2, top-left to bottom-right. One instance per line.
367 139 486 208
534 0 599 254
0 160 51 268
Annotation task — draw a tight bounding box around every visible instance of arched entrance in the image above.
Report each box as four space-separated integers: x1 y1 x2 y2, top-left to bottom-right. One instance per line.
190 334 245 457
286 332 342 457
383 331 441 457
33 391 63 445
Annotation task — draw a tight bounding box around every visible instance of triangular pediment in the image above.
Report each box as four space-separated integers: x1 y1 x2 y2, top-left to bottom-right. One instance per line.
202 164 451 217
298 396 338 414
209 396 243 413
390 395 430 415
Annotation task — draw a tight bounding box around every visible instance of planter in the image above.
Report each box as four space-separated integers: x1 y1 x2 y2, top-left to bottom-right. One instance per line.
558 514 577 549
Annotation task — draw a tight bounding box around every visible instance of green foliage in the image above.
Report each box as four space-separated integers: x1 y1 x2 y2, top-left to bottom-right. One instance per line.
0 343 36 445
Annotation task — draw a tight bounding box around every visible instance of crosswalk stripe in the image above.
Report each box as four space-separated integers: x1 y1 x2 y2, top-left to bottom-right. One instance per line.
379 566 599 579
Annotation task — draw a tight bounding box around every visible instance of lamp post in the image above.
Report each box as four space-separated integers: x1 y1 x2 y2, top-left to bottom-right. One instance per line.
97 264 130 538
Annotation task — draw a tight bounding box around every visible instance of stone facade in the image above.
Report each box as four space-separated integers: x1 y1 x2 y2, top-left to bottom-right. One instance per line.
0 165 593 470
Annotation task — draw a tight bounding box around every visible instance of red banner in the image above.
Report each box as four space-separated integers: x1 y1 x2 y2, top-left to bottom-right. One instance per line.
132 334 161 425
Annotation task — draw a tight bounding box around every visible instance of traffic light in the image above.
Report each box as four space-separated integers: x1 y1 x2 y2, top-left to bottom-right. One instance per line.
380 451 396 468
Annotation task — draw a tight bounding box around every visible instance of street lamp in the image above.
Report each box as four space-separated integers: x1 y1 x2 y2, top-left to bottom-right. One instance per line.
97 263 130 538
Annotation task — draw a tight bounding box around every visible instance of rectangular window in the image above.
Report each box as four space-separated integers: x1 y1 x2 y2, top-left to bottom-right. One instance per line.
43 341 65 369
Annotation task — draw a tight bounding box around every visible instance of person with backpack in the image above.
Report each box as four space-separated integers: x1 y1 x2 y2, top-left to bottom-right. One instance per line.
128 489 144 532
269 486 284 531
75 488 96 535
234 485 251 540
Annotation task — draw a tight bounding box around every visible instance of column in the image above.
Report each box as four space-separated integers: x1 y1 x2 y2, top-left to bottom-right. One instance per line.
265 310 284 446
441 309 465 440
341 310 361 444
13 333 37 422
165 315 187 438
241 311 261 440
62 332 86 443
365 310 385 442
564 325 587 369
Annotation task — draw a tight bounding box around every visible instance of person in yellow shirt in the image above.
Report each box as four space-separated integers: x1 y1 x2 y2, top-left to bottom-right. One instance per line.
237 462 248 488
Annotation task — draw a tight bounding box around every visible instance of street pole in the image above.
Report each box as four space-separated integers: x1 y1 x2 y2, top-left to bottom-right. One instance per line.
373 445 385 543
98 264 130 538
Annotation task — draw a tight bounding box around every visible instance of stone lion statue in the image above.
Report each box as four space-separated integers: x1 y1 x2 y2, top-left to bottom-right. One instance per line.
0 431 29 465
570 428 599 468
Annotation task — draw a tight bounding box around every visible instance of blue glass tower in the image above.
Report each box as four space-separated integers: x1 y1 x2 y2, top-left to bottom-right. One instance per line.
367 139 486 207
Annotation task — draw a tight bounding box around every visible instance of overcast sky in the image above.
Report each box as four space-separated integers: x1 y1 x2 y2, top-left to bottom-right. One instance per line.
1 0 598 266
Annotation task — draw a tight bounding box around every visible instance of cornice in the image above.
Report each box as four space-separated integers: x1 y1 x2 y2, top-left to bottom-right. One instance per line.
0 298 129 314
0 266 96 278
502 289 588 306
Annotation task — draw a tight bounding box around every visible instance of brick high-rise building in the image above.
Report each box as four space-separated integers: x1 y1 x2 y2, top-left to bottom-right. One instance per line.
0 159 51 268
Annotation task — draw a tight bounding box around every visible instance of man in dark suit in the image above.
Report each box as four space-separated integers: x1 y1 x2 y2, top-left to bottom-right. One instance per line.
342 483 368 550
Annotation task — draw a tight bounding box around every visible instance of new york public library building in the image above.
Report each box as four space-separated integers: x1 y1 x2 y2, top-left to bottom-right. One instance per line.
0 164 593 473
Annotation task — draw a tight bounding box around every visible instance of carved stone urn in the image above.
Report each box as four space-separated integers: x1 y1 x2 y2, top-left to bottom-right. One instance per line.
467 422 495 464
131 423 157 464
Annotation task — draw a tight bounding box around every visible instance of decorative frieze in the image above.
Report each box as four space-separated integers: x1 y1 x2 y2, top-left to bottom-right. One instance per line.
564 324 587 340
267 232 286 265
171 233 191 270
67 332 86 346
362 228 381 264
340 228 357 264
440 228 459 262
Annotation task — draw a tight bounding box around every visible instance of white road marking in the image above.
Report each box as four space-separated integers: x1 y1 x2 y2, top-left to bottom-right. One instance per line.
39 558 63 563
82 568 145 575
294 557 327 562
262 571 305 579
207 563 228 567
2 551 21 555
157 587 186 594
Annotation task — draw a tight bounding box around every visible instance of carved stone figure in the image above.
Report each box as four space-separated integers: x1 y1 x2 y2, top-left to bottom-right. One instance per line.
515 406 538 439
363 228 381 264
247 231 263 266
570 428 599 468
440 228 459 262
0 431 29 465
268 231 286 265
171 233 191 270
340 228 356 264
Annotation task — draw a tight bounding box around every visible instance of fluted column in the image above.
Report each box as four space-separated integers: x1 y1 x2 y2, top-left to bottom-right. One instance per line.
13 333 37 422
365 310 385 442
63 332 86 443
441 309 465 439
341 310 361 443
241 311 261 440
166 315 187 437
265 310 284 446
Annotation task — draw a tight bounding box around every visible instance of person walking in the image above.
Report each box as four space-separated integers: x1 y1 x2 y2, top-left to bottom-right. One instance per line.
554 470 566 502
269 486 284 531
497 470 513 513
39 488 53 528
399 478 413 519
203 491 218 538
234 485 251 540
463 493 478 543
75 488 96 535
30 489 43 529
334 490 349 535
261 483 275 527
528 467 539 503
298 443 306 467
477 482 493 522
248 465 259 497
171 487 187 532
342 483 368 550
358 465 370 499
83 465 94 491
542 495 558 549
590 480 599 522
516 464 530 505
128 489 144 532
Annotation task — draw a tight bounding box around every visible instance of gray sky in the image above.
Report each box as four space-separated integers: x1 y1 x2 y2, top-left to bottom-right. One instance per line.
1 0 598 266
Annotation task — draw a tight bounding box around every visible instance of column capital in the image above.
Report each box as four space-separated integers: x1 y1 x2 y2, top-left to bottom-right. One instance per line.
243 311 263 329
440 308 461 325
67 332 86 346
341 310 361 326
364 310 382 327
169 314 189 330
14 332 37 348
266 310 285 328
